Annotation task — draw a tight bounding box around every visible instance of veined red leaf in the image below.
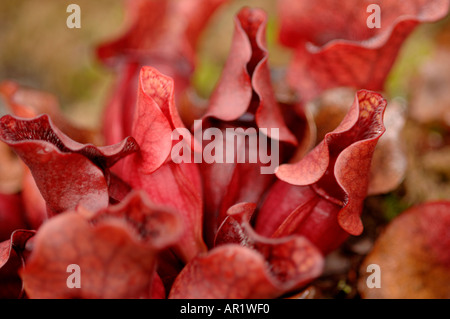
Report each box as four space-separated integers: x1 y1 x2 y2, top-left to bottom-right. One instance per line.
198 7 296 144
0 114 138 214
0 230 35 298
196 7 297 245
169 203 323 299
20 191 181 299
256 90 387 253
122 67 206 264
278 0 450 101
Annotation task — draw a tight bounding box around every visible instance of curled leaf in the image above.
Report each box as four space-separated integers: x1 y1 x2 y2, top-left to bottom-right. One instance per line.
278 0 450 101
21 191 181 299
169 203 323 299
122 67 206 264
198 7 296 144
90 191 183 249
256 90 386 253
306 89 407 195
130 66 185 174
196 7 297 245
0 230 35 298
0 114 138 214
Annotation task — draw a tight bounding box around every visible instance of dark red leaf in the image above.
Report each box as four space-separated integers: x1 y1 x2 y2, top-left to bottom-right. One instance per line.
197 7 296 145
169 203 323 299
196 7 297 245
216 204 325 286
0 114 138 171
214 202 258 246
199 122 282 246
20 167 47 230
0 230 35 298
0 114 139 214
0 230 34 269
255 90 386 254
120 67 206 264
278 0 450 101
0 193 25 242
90 191 182 249
20 191 181 299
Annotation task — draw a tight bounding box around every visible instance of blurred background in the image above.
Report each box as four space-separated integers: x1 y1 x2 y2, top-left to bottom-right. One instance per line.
0 0 289 127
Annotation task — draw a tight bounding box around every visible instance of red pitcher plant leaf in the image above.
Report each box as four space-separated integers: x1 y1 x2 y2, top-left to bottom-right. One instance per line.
195 7 298 245
306 88 407 195
255 90 387 254
20 166 47 230
0 230 35 298
197 7 296 144
278 0 450 102
0 114 139 215
20 191 181 299
0 81 102 196
0 193 25 242
1 0 448 301
169 203 323 298
121 66 206 265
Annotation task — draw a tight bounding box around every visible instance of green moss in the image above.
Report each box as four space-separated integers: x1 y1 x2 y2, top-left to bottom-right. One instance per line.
192 58 223 99
382 193 411 222
385 26 436 99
